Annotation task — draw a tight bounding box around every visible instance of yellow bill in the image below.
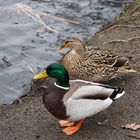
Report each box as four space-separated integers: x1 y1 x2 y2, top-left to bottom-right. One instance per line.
33 70 48 80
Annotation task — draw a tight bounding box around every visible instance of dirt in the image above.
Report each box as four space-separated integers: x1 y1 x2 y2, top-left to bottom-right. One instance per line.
0 1 140 140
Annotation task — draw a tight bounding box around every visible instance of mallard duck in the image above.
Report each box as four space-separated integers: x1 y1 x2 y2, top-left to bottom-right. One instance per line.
33 63 125 135
57 37 135 82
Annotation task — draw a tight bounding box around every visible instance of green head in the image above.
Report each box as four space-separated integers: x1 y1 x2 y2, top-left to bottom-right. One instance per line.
33 63 70 88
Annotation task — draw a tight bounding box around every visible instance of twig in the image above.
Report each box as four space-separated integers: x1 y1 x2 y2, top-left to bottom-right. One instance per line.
97 121 140 139
11 3 57 32
129 5 140 15
23 61 36 74
10 3 80 33
102 36 140 46
99 24 140 35
103 40 128 45
45 14 80 25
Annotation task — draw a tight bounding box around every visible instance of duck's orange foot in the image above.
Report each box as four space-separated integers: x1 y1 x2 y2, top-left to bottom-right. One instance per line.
58 120 74 127
62 119 84 135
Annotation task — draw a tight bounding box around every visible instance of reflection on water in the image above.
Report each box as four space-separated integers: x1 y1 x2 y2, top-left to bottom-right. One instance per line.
0 0 133 104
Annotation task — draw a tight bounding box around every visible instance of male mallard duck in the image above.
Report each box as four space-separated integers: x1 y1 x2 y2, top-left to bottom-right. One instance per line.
33 63 125 135
57 37 135 82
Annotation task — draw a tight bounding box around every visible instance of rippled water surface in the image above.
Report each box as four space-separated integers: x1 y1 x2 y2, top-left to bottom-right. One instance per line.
0 0 133 104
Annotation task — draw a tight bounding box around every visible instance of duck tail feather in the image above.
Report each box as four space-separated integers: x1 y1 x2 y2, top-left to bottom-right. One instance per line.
110 88 125 101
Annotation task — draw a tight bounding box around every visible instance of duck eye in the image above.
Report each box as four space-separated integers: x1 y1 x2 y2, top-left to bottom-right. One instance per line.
64 40 74 44
64 41 69 44
47 66 53 72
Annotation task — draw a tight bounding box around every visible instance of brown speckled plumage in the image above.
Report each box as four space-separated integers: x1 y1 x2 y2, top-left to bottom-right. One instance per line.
59 37 133 82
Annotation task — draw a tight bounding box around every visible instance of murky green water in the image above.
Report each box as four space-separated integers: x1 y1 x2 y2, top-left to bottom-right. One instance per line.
0 0 133 104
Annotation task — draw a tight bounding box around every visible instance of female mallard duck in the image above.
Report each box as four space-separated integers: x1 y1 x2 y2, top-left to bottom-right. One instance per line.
33 63 125 135
57 37 135 82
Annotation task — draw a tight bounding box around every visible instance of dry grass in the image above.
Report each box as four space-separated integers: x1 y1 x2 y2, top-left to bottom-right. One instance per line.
23 61 36 74
11 3 56 32
10 3 80 33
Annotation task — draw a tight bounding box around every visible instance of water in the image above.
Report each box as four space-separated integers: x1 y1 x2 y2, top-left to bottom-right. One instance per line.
0 0 133 104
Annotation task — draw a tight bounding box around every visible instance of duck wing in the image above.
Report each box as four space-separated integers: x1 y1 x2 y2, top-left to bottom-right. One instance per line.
106 56 129 67
85 47 129 68
69 83 114 100
63 80 124 120
65 80 122 101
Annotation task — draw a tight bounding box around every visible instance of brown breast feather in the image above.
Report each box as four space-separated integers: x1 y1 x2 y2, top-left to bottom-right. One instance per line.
42 84 68 120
